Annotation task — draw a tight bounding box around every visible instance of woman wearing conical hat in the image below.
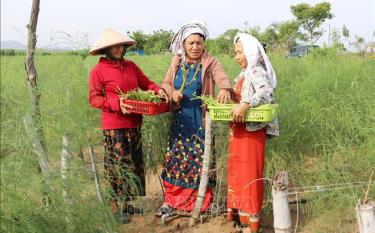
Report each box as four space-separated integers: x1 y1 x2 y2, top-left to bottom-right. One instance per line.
88 28 167 223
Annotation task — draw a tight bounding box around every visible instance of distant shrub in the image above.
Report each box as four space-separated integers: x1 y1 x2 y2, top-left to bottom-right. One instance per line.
0 49 25 56
37 50 52 56
51 49 89 59
307 46 339 59
62 49 90 59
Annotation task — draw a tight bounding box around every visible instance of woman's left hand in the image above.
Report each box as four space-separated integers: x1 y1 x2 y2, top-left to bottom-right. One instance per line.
231 103 250 123
216 89 231 104
158 89 169 103
119 96 133 114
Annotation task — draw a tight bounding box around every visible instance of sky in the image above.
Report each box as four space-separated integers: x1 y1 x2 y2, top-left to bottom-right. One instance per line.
1 0 374 49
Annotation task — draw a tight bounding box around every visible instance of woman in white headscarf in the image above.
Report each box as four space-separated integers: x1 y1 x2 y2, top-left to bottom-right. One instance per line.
156 20 232 216
226 33 279 233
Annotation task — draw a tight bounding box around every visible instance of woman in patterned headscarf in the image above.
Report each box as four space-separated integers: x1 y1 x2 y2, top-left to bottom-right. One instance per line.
156 20 232 216
227 33 279 233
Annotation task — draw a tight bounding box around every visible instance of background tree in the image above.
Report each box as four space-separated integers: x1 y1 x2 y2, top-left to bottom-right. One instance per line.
277 21 301 50
340 25 350 51
206 29 239 55
127 29 172 54
128 30 148 51
351 35 368 57
143 29 173 54
291 2 333 44
263 21 300 52
262 24 279 51
342 25 350 39
330 28 346 51
245 26 263 40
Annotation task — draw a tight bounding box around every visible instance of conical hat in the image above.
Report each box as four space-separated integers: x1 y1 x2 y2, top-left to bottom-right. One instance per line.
89 28 136 55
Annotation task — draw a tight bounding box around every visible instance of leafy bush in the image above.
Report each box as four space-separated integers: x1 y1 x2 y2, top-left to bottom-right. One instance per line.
307 46 340 59
0 49 25 56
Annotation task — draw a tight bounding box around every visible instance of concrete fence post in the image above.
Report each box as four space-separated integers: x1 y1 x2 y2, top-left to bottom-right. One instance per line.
272 171 292 233
356 200 375 233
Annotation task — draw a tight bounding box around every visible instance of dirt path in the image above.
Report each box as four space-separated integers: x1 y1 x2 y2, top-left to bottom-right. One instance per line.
117 169 281 233
122 214 275 233
86 147 358 233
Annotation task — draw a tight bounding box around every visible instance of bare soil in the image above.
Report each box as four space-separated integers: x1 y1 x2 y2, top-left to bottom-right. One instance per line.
117 169 358 233
86 147 357 233
117 169 290 233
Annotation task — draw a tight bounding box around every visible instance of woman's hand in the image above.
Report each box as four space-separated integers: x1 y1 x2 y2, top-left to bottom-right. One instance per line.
172 90 183 104
119 96 133 114
158 89 169 103
216 89 231 104
231 102 250 123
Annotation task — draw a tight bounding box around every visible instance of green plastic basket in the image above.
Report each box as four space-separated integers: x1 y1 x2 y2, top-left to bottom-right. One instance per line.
207 104 278 122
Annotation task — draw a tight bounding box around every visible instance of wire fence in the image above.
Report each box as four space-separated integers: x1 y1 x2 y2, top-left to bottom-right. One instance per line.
28 136 374 233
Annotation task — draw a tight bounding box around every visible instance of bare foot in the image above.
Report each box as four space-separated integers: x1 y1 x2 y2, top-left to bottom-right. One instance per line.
230 227 251 233
242 227 251 233
111 200 119 213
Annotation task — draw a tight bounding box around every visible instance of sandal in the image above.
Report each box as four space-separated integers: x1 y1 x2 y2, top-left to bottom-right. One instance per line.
231 226 252 233
227 208 239 221
123 204 143 215
113 212 129 224
154 204 175 217
249 214 261 233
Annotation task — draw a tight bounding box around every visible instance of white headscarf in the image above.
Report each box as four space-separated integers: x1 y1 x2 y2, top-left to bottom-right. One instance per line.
170 20 209 63
233 33 277 88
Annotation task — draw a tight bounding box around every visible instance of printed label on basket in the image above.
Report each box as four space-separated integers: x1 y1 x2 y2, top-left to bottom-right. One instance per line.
208 104 277 122
250 111 265 121
123 99 170 115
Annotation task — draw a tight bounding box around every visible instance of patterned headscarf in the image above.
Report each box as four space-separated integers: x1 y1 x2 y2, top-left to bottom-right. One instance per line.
233 33 277 88
170 20 209 63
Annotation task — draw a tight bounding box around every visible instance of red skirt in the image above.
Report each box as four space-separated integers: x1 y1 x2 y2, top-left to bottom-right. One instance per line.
163 180 213 212
227 124 266 215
